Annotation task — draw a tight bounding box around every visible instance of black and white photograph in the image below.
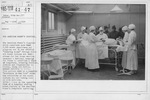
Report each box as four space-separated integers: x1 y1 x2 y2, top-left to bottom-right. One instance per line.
40 3 145 80
1 0 150 99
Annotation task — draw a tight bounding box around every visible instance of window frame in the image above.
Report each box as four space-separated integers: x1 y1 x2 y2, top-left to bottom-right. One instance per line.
47 10 57 32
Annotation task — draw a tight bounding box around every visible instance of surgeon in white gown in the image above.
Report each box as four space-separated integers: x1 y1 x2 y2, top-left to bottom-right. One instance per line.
66 28 76 66
85 26 100 70
96 26 108 59
122 26 129 43
76 26 89 58
125 24 138 75
96 26 108 41
121 26 129 70
66 28 76 49
77 26 88 40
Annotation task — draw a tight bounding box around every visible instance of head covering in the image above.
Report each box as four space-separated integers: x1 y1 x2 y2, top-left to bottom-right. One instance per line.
81 26 86 31
71 28 76 33
99 27 103 31
112 25 116 29
128 24 136 30
122 26 128 31
89 26 95 31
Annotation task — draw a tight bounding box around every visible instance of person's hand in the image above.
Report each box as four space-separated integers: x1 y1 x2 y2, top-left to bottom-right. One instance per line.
102 39 106 42
117 37 123 41
101 38 105 42
116 38 120 41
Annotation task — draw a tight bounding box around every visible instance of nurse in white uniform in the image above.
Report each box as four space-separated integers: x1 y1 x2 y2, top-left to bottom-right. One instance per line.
82 28 89 41
125 24 138 75
122 26 129 44
76 26 89 58
66 28 76 66
85 26 100 70
121 26 129 71
66 28 76 47
96 27 108 41
77 26 88 40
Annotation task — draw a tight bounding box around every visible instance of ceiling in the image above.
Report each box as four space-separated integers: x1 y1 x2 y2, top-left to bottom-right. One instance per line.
48 4 145 14
52 4 79 11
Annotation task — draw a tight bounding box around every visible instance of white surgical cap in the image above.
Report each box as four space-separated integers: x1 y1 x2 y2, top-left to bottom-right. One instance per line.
99 27 103 31
81 26 86 31
128 24 136 30
122 26 128 31
89 26 95 31
71 28 76 33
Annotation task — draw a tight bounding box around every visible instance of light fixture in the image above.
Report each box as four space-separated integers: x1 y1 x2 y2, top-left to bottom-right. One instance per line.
110 5 123 13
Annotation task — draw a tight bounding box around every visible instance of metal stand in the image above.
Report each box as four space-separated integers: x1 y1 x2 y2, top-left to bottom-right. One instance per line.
117 68 131 75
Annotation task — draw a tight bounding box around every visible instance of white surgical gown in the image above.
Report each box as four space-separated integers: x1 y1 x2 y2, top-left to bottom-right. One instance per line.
125 30 138 70
123 32 129 43
77 32 88 40
122 32 129 69
96 33 108 41
82 33 89 41
66 34 76 45
66 34 76 66
77 32 83 40
76 33 89 58
85 32 99 69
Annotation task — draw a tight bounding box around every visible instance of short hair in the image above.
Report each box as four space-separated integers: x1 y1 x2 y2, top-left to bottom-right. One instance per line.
112 25 116 29
104 26 108 30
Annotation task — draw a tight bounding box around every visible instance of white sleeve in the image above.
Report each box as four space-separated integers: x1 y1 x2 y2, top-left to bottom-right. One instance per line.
77 33 81 40
123 32 129 43
96 34 100 40
66 35 75 45
85 34 89 41
104 34 108 39
91 33 98 42
126 32 135 49
66 37 72 45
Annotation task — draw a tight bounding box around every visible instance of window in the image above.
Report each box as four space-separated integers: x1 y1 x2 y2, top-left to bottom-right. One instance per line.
48 11 56 30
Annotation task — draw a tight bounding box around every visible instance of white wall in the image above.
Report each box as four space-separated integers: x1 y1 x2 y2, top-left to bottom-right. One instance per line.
41 4 145 44
57 13 66 35
66 4 145 44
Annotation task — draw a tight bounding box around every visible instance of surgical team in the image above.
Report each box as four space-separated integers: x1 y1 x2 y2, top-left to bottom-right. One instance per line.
66 24 138 75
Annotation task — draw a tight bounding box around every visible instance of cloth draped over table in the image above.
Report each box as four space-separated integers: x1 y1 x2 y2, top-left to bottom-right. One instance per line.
41 53 62 74
76 39 122 59
42 50 75 74
96 42 108 59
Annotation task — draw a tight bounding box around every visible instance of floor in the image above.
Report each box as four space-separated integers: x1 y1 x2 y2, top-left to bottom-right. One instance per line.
64 59 145 80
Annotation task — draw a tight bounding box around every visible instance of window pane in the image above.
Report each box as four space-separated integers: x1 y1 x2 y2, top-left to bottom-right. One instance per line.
51 13 54 29
48 12 55 30
48 12 52 29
